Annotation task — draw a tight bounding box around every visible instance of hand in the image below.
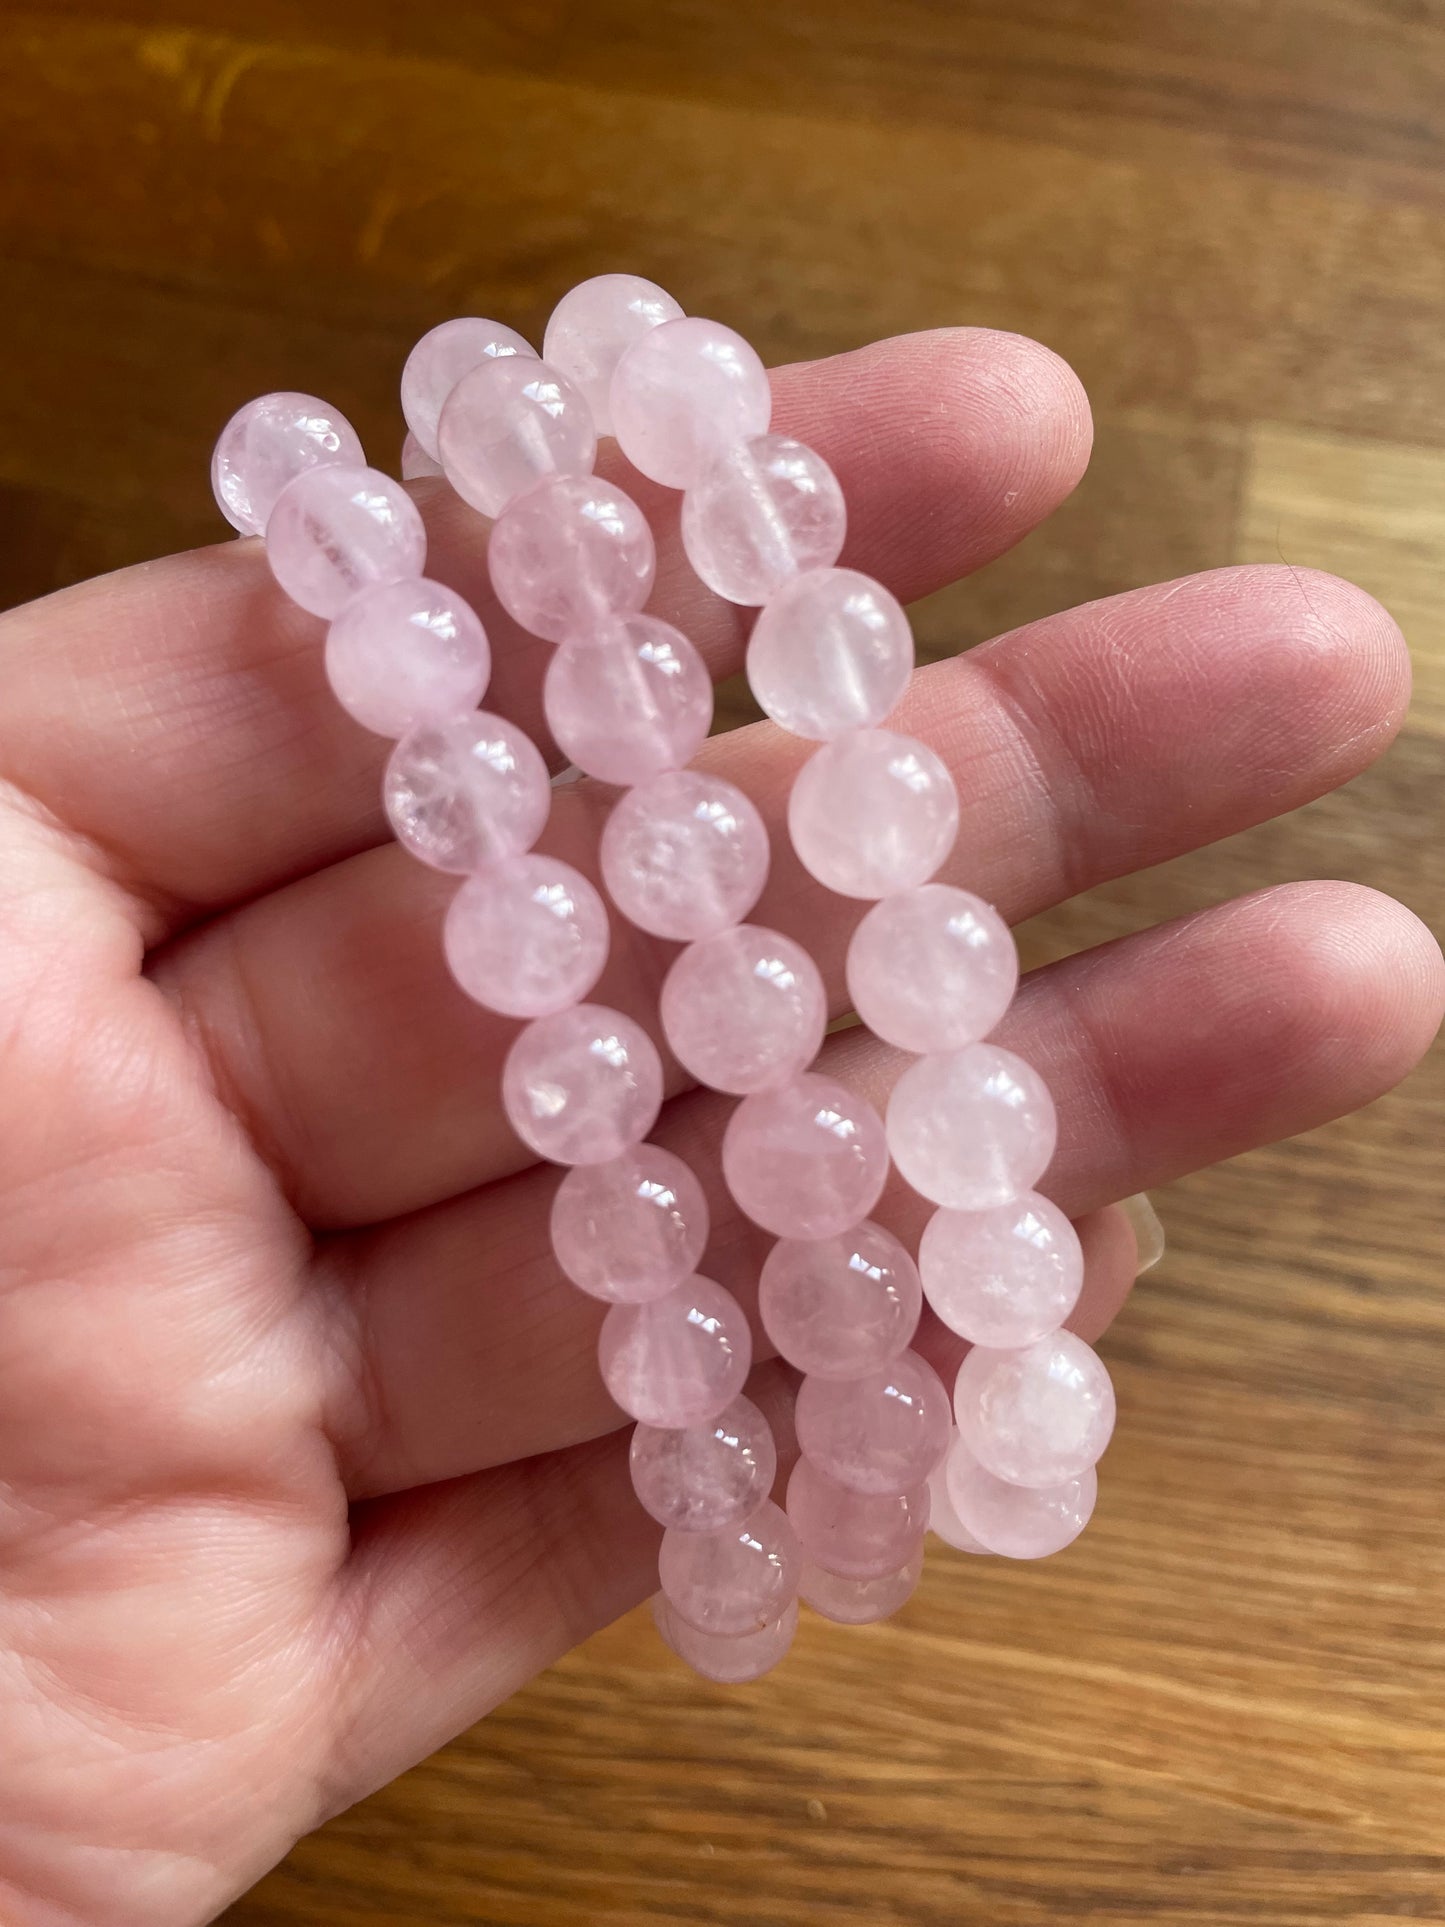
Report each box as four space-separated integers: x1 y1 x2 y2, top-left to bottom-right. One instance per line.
0 329 1438 1927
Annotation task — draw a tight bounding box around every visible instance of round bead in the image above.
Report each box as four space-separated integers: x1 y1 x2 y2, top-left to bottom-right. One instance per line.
652 1593 798 1683
680 435 846 605
788 729 958 900
759 1222 921 1379
212 391 364 537
610 316 772 488
919 1194 1083 1348
400 431 444 481
953 1332 1116 1488
545 616 713 786
927 1438 991 1553
502 1003 663 1166
794 1353 951 1496
324 577 490 737
847 885 1018 1053
599 1275 752 1429
401 317 536 459
785 1456 928 1579
945 1438 1096 1558
444 855 609 1019
722 1072 889 1241
265 465 426 619
600 771 768 941
746 567 914 740
438 357 596 518
658 1497 800 1636
543 274 684 435
629 1393 777 1531
384 712 550 874
550 1145 709 1304
798 1547 924 1625
488 473 656 643
886 1043 1057 1211
660 925 825 1095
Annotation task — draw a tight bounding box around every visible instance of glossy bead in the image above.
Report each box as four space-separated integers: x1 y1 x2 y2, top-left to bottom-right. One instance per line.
550 1145 709 1303
919 1194 1083 1348
658 1498 800 1636
401 317 536 459
325 577 490 737
610 316 772 488
599 1275 752 1428
945 1437 1096 1558
438 357 596 518
488 473 656 643
722 1073 889 1241
746 567 913 741
543 274 683 434
794 1352 951 1496
953 1332 1116 1488
681 435 846 605
212 391 364 537
444 856 609 1018
600 771 768 941
798 1547 924 1625
886 1043 1057 1211
785 1456 928 1579
502 1003 663 1166
629 1393 777 1531
660 925 825 1095
788 729 958 899
759 1222 921 1379
265 465 426 618
652 1593 798 1683
927 1438 991 1553
545 616 713 785
400 431 444 481
847 885 1018 1053
384 712 550 873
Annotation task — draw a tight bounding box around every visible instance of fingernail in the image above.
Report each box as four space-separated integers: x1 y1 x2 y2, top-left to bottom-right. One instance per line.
1120 1193 1165 1274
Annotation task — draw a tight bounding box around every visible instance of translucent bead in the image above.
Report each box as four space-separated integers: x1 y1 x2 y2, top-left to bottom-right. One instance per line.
438 357 596 518
660 925 825 1095
795 1353 951 1496
212 391 364 537
798 1547 924 1625
550 1145 709 1303
265 465 426 619
629 1393 777 1531
324 577 490 738
600 771 768 941
400 317 536 460
544 616 713 786
758 1222 921 1379
599 1275 752 1428
953 1332 1116 1488
926 1438 991 1553
384 712 550 874
652 1593 798 1683
886 1043 1057 1211
785 1456 928 1579
610 316 772 488
502 1003 663 1166
400 431 443 481
788 729 958 900
722 1072 888 1241
444 856 609 1018
658 1497 800 1636
543 274 684 435
847 885 1018 1053
681 435 846 605
918 1194 1083 1348
488 473 655 643
945 1437 1096 1558
746 567 914 741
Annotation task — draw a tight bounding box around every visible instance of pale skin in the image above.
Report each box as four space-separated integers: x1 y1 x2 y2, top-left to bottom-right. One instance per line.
0 328 1440 1927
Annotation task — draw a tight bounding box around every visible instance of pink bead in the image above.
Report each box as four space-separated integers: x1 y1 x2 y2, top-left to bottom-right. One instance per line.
785 1456 928 1579
652 1593 798 1683
549 1145 709 1304
660 925 825 1095
444 856 609 1018
265 465 426 619
212 391 364 537
886 1043 1057 1211
658 1497 800 1636
722 1072 889 1240
847 885 1018 1053
953 1332 1116 1488
926 1439 991 1553
798 1547 924 1625
788 729 958 900
680 435 846 605
438 357 596 518
543 274 684 435
545 617 713 785
599 1275 752 1428
945 1437 1096 1558
600 771 768 941
488 473 656 643
758 1222 921 1379
629 1393 777 1531
325 577 490 737
384 712 550 874
746 568 914 741
401 317 536 459
610 316 772 488
400 431 444 481
794 1351 951 1496
502 1003 663 1166
918 1194 1083 1348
